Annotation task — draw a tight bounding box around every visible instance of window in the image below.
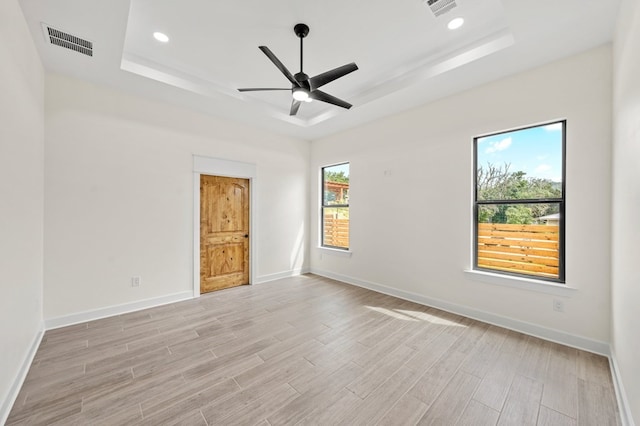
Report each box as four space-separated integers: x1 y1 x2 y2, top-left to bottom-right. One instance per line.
322 163 350 250
474 121 565 282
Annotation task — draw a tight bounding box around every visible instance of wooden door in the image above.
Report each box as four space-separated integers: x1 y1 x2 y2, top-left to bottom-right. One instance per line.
200 175 250 293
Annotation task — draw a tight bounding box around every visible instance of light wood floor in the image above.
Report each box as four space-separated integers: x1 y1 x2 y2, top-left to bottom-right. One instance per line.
8 274 620 425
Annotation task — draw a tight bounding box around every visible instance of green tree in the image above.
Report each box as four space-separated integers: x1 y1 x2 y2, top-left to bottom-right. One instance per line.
505 205 534 224
477 163 560 224
325 170 349 183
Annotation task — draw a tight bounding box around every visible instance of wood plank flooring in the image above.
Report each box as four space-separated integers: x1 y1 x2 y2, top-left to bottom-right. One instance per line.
7 274 620 425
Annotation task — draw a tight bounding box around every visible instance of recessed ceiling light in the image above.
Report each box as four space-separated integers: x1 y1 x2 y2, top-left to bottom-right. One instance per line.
153 32 169 43
447 18 464 30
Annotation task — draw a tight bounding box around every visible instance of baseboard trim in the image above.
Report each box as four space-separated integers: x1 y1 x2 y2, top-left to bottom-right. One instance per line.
254 268 309 284
1 324 45 425
44 291 194 330
609 349 636 426
44 268 311 329
310 268 610 356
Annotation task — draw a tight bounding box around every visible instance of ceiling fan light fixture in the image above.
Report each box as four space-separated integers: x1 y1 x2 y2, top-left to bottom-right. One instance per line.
447 17 464 30
292 88 310 101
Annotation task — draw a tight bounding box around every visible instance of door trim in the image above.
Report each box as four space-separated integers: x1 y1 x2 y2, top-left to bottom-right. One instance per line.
193 155 257 297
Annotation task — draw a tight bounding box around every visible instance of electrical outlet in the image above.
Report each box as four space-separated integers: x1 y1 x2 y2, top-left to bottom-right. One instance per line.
131 276 141 287
553 299 564 312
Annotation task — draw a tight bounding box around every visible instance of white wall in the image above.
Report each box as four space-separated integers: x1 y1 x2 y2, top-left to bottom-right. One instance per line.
44 74 309 320
612 0 640 423
0 0 44 419
311 46 612 346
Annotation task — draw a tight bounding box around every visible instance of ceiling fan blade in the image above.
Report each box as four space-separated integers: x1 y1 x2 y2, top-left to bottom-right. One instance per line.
309 63 358 91
290 99 302 116
238 88 291 92
259 46 299 87
310 90 352 109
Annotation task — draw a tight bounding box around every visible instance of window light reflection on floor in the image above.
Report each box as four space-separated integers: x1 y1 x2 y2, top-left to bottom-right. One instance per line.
366 306 419 321
365 306 467 327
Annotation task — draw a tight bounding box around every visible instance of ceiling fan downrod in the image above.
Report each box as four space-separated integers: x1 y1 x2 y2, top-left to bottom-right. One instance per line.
294 23 310 88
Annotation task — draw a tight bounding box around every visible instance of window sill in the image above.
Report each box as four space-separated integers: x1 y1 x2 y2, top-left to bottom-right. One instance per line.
317 246 352 258
464 269 577 296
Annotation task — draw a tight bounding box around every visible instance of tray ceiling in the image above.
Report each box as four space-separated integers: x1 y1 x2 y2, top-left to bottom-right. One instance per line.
19 0 620 139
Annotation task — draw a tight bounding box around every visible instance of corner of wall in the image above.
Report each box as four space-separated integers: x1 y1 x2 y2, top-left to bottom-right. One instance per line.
0 323 45 425
609 348 636 426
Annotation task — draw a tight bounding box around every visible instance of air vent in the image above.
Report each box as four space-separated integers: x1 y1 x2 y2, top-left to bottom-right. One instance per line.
424 0 458 17
42 24 93 57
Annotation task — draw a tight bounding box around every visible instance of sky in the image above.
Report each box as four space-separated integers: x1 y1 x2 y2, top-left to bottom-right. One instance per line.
477 122 563 182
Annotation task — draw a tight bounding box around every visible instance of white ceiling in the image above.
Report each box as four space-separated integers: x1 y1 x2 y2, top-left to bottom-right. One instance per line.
19 0 620 140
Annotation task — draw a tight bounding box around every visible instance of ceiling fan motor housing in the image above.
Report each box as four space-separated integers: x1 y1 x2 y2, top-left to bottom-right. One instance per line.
294 72 310 89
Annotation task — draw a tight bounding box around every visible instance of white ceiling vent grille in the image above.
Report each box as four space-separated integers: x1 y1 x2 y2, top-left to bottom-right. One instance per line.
42 24 93 57
424 0 458 17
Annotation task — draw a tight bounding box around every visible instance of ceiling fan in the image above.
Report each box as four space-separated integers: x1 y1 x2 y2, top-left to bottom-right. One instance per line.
238 23 358 116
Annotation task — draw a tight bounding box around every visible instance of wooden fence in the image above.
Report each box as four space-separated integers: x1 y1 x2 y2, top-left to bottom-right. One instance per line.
477 223 560 278
324 216 349 248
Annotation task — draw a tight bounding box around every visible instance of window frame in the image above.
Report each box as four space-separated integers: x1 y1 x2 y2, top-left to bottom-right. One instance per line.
473 120 566 283
321 162 350 251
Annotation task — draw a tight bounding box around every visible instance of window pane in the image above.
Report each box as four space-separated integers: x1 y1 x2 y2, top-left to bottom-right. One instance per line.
323 164 349 205
477 203 561 279
477 122 563 201
323 207 349 249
